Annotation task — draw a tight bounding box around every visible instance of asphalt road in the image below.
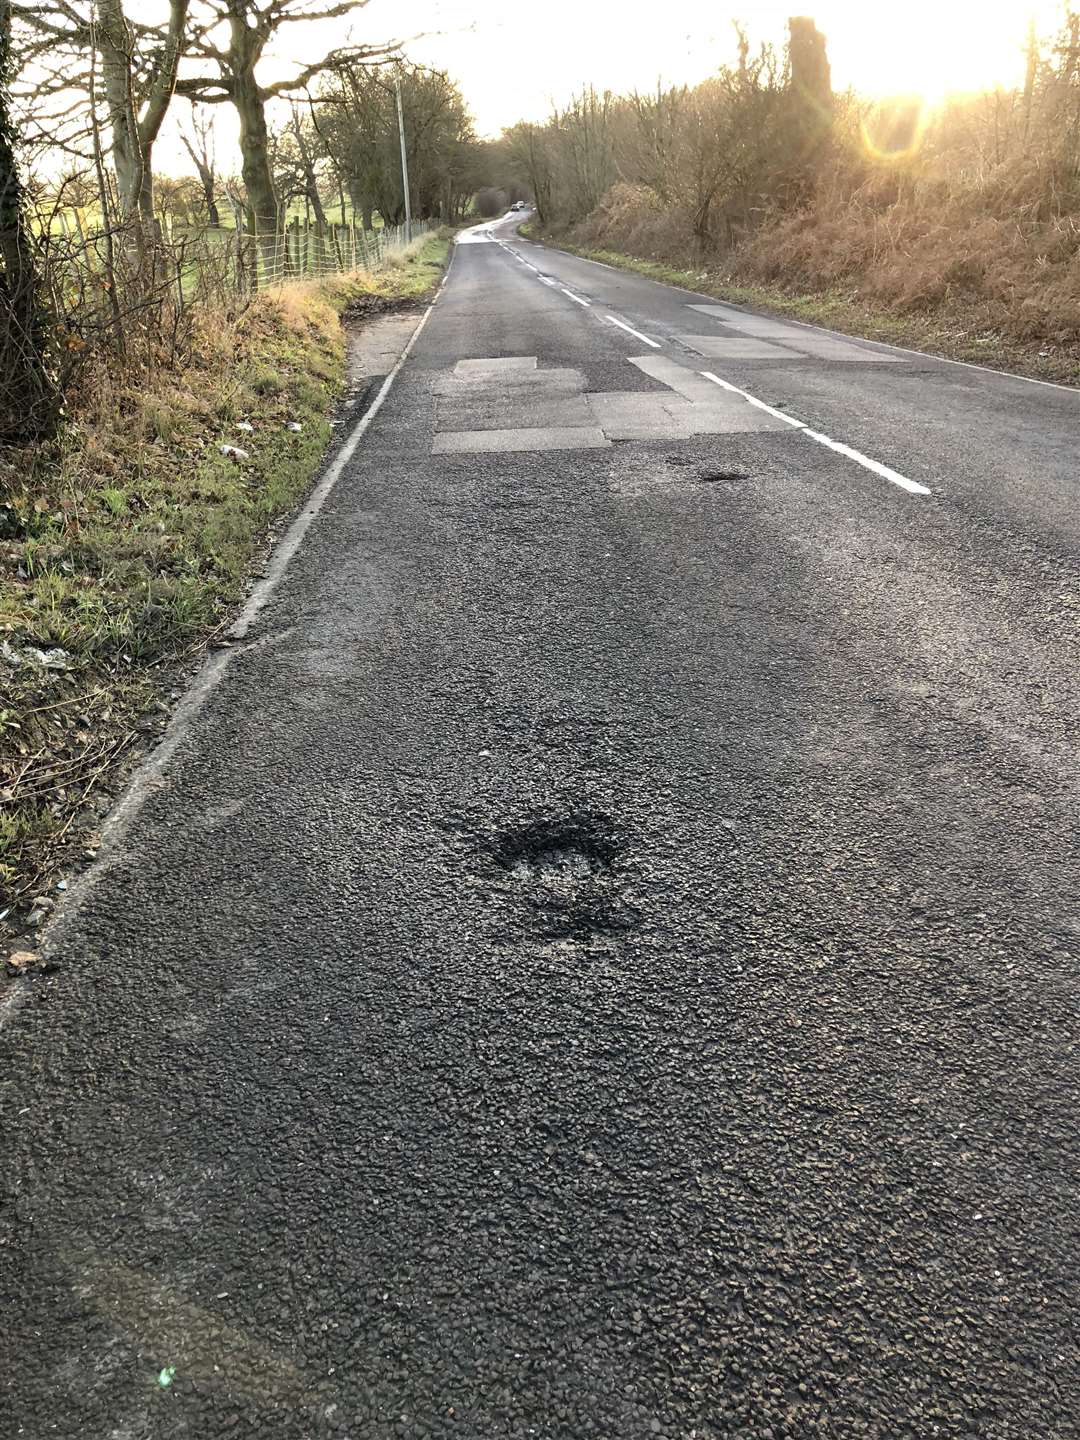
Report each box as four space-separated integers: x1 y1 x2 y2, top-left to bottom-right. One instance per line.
3 211 1079 1439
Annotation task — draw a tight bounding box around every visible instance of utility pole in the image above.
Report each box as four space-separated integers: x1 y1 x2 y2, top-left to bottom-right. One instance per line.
395 76 412 243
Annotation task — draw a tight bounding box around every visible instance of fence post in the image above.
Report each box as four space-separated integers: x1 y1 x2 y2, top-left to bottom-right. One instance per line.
251 214 259 292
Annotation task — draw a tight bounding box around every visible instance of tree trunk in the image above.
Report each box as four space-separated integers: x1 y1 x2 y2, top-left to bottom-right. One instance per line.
1022 15 1037 146
195 162 220 226
95 0 188 224
291 111 328 233
222 13 279 279
95 0 144 218
0 0 57 439
786 15 833 191
180 133 220 226
233 72 280 276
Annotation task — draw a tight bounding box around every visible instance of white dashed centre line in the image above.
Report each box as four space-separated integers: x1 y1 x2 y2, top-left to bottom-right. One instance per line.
699 371 931 496
699 370 804 427
606 315 661 349
495 241 929 495
800 428 932 496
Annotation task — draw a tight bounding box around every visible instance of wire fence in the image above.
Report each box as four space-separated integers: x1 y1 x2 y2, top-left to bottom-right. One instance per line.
168 215 440 293
0 203 441 444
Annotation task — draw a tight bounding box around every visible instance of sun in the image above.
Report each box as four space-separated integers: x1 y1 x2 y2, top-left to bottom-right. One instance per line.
823 0 1060 107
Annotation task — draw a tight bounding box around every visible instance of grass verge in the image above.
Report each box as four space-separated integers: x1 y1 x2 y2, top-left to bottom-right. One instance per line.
533 233 1080 387
0 230 450 933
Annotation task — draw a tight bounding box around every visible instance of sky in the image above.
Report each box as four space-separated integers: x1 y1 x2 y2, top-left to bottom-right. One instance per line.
399 0 1063 132
149 0 1066 176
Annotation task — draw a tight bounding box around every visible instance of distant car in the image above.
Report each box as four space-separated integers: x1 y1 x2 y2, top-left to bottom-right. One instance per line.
511 201 526 211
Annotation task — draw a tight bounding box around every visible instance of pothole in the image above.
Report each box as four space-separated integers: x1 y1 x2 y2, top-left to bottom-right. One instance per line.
494 810 617 876
491 812 634 939
697 469 749 484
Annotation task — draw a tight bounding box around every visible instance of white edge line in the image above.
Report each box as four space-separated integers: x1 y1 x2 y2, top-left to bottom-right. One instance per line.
699 371 931 496
606 315 660 349
527 239 1079 395
25 251 456 957
739 298 1080 394
231 270 446 639
561 288 591 307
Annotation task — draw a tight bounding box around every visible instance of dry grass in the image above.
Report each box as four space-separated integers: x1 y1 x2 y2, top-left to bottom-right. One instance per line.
734 202 1080 346
571 184 698 263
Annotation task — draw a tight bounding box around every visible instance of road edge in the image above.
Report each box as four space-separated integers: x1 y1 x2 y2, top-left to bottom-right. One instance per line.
0 250 457 1004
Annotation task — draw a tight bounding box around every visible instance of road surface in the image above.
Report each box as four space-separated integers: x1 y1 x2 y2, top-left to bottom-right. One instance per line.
3 211 1079 1438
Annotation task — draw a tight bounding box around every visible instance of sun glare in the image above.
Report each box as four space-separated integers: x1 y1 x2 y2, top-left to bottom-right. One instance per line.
400 0 1068 139
824 0 1062 108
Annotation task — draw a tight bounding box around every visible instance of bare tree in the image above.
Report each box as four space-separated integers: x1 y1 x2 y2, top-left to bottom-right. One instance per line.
473 185 505 217
555 87 617 221
623 84 687 205
289 100 329 231
12 0 188 222
314 61 479 227
179 104 220 225
503 122 555 224
178 1 398 261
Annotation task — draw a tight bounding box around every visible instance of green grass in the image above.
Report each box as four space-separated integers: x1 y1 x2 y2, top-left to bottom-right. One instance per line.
365 232 452 298
0 231 452 906
538 236 1080 387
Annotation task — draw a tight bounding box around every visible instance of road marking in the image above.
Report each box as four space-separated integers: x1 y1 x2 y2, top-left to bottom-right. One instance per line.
801 428 932 495
493 237 540 273
606 315 661 348
498 238 591 305
700 371 931 496
699 371 804 427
